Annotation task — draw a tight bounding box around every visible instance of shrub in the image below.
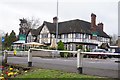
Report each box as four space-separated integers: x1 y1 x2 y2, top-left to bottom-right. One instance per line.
60 52 64 57
57 40 64 50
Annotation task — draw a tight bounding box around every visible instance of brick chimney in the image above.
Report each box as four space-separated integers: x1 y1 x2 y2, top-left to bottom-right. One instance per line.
91 13 96 31
97 23 103 31
53 17 58 23
91 13 97 40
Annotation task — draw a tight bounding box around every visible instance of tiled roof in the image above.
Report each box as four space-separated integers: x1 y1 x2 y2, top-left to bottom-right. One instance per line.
29 25 43 36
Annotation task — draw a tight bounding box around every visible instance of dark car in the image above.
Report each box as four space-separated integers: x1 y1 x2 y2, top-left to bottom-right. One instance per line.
85 49 108 59
114 48 120 58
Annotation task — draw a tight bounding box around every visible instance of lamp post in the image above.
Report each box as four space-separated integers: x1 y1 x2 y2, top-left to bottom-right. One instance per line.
56 0 59 50
1 31 5 65
118 2 120 48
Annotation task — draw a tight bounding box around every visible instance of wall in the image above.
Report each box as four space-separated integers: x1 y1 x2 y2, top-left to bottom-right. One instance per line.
31 51 60 57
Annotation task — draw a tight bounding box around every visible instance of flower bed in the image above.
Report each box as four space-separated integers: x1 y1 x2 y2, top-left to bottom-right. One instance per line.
0 64 30 80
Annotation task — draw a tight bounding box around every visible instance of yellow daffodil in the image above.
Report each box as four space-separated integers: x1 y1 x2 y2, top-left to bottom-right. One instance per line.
14 72 18 75
25 71 27 73
8 72 14 77
8 73 11 77
0 77 5 80
9 68 13 71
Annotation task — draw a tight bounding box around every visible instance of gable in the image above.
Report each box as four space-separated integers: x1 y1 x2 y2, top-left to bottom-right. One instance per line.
28 32 32 36
40 25 50 34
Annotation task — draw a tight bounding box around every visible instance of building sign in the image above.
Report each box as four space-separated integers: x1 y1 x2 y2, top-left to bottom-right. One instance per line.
92 32 98 37
19 34 26 41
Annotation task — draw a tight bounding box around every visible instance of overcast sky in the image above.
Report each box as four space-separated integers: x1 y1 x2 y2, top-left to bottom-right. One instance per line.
0 0 119 35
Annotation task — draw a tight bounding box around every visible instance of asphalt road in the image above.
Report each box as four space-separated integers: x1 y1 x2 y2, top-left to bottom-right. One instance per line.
0 56 120 78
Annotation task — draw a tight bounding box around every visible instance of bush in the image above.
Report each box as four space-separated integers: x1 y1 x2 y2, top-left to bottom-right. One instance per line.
57 40 64 50
60 52 74 58
76 45 83 50
68 53 73 57
60 52 64 57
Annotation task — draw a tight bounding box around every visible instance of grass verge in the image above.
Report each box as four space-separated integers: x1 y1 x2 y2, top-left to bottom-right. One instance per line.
12 68 116 80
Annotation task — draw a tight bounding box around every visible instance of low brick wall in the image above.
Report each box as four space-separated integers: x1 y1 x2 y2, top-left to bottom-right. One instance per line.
7 50 60 57
31 51 60 57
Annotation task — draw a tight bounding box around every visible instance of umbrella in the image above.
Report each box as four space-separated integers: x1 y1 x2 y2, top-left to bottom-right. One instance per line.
24 42 44 46
13 40 25 44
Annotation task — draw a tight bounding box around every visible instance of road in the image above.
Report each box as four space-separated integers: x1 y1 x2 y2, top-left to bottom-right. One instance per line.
0 56 120 78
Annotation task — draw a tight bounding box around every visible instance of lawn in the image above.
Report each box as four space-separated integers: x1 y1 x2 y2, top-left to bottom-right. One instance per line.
14 68 115 80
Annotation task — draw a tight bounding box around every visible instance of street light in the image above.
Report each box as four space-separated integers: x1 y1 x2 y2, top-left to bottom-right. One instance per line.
56 0 59 50
1 31 5 65
1 31 5 53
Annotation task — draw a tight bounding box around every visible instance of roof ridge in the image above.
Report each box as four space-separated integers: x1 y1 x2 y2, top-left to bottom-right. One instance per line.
43 19 91 24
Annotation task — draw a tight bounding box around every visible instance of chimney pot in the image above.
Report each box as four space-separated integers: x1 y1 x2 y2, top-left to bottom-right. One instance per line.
98 23 103 31
91 13 96 17
53 17 58 23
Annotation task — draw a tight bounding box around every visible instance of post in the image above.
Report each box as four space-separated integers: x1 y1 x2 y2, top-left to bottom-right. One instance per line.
1 37 4 65
3 50 8 64
77 49 83 74
28 49 32 67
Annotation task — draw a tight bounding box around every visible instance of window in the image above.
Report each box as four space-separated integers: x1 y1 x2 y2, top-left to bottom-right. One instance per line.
64 34 68 38
97 37 102 42
41 33 48 38
81 34 84 39
27 35 32 42
85 34 89 39
75 33 80 39
58 35 61 39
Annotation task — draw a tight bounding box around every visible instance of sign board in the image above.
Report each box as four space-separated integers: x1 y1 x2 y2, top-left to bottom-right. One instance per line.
1 37 5 42
19 34 26 41
92 32 98 37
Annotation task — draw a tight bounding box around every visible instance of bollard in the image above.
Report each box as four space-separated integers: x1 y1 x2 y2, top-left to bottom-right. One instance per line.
3 50 8 64
28 49 32 67
77 49 83 74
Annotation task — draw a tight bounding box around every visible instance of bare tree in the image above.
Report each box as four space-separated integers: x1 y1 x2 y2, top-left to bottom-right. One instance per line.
110 34 118 45
19 17 41 35
26 16 41 29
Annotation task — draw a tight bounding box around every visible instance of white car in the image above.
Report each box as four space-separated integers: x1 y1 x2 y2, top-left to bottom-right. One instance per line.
92 49 107 53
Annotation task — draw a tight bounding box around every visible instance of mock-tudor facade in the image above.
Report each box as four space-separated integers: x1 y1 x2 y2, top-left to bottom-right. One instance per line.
26 13 110 51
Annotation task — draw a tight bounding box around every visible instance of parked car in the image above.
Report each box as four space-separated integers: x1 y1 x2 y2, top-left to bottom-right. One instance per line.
85 49 108 59
113 48 120 58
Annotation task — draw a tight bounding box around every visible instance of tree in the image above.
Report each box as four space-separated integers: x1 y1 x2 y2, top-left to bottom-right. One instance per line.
9 30 17 45
109 34 118 45
19 17 41 34
26 17 41 29
19 17 41 43
57 40 64 50
4 30 17 49
57 40 65 57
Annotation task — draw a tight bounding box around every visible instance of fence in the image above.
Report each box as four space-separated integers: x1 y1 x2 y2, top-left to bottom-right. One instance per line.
7 51 28 56
3 48 120 76
27 48 120 74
